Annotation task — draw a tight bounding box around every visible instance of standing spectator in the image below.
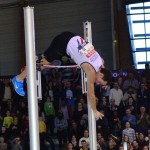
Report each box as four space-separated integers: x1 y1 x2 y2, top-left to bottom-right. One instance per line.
69 121 79 140
0 136 7 150
60 100 69 121
137 106 150 135
123 72 139 93
54 111 68 149
79 129 90 148
109 82 123 106
11 137 22 150
3 110 13 129
137 83 150 109
122 108 136 129
1 79 12 106
122 122 136 143
44 96 55 135
39 116 47 150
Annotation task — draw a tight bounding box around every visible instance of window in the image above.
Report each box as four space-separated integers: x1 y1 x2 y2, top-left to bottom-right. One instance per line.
126 2 150 69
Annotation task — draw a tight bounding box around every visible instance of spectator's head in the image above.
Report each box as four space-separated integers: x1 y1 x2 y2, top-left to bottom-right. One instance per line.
71 121 77 129
83 130 89 138
67 143 73 150
110 99 116 105
81 140 88 148
46 96 51 102
6 110 11 116
97 133 102 140
139 132 145 140
125 121 130 129
0 136 5 143
1 127 6 133
123 135 130 142
71 135 77 142
128 72 134 79
119 145 124 150
96 67 112 86
13 116 18 125
57 111 63 120
77 102 83 110
128 97 134 104
140 83 146 89
132 140 139 148
113 82 119 89
125 108 132 116
143 146 149 150
140 106 146 114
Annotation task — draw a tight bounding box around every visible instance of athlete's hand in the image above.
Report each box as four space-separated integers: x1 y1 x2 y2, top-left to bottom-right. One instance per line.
93 110 104 120
40 58 50 65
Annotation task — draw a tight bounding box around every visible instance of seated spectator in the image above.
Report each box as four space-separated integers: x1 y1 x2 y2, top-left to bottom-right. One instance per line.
107 134 117 150
67 142 73 150
137 132 149 149
79 129 90 148
97 133 107 150
131 140 140 150
125 97 137 115
122 86 137 102
109 82 123 106
39 116 47 150
137 106 150 135
123 72 139 93
122 108 136 129
96 110 109 139
73 102 85 123
122 121 136 143
60 100 69 121
54 111 68 149
0 127 8 142
0 136 7 150
137 83 150 109
9 116 21 140
142 145 149 150
68 121 79 140
80 114 88 134
70 135 79 150
99 96 109 117
11 137 22 150
79 140 89 150
44 96 55 135
108 99 119 120
3 110 13 129
109 111 121 137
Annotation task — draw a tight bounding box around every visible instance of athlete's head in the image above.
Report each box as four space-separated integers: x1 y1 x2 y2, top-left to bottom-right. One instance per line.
95 67 112 86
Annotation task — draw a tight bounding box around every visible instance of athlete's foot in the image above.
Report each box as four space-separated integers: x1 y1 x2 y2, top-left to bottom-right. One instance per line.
12 76 25 96
93 110 104 120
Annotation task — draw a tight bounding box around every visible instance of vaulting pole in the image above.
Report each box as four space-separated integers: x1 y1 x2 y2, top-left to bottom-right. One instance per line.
83 21 97 150
23 6 40 150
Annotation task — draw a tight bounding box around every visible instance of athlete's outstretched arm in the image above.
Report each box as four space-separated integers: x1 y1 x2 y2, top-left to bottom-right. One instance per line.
81 63 104 120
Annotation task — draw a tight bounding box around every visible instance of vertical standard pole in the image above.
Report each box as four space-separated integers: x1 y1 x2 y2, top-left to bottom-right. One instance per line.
83 21 97 150
23 6 40 150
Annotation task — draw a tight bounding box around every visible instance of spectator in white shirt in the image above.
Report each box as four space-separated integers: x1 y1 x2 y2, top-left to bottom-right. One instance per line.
109 82 123 106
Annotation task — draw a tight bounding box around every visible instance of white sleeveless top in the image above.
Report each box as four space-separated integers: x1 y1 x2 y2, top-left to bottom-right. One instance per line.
66 36 103 72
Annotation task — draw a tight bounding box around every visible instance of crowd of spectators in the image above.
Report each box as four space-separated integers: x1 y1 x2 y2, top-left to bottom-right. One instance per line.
0 58 150 150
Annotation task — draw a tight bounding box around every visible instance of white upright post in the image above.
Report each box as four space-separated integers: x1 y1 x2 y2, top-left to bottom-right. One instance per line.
23 6 40 150
82 21 97 150
123 142 127 150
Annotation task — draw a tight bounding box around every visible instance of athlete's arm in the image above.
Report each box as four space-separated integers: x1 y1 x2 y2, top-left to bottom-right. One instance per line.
81 63 104 119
